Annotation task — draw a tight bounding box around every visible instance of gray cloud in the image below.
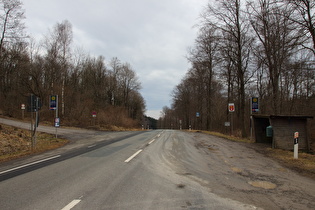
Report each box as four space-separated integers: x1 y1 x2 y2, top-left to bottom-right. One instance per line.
23 0 207 119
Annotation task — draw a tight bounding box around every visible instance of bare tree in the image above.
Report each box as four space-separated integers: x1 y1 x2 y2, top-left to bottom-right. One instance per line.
203 0 253 137
117 63 141 108
0 0 25 55
282 0 315 55
43 20 73 116
0 0 26 115
248 0 303 114
187 27 220 130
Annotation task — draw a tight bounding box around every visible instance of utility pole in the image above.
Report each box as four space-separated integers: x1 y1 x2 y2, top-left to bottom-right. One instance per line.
28 94 40 150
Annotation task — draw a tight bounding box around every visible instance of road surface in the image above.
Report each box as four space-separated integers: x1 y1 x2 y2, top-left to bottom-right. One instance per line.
0 119 315 209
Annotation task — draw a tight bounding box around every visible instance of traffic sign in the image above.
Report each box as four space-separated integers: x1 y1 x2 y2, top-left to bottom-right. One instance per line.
92 111 97 118
228 103 235 112
21 104 25 110
251 97 259 113
27 94 41 112
50 95 58 110
55 118 60 127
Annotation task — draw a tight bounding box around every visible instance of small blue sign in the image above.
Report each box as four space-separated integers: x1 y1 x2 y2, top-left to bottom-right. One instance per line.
196 112 200 117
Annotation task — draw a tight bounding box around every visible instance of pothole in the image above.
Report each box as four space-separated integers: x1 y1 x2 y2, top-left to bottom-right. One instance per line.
248 181 277 189
231 167 243 173
177 183 186 188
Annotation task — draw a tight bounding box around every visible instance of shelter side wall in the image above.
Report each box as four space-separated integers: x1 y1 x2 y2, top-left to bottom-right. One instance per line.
272 119 307 150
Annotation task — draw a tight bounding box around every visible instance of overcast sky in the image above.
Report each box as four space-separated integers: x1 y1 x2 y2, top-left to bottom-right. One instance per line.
23 0 208 119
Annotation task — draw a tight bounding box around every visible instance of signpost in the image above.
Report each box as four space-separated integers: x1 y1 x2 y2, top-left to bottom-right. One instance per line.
55 118 60 127
27 94 41 149
50 95 59 138
50 95 57 110
250 97 259 141
92 111 97 118
251 97 259 113
21 104 25 119
228 103 235 112
196 112 200 130
228 103 235 135
92 111 96 126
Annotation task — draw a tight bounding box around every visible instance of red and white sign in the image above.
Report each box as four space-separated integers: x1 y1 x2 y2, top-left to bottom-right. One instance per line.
92 111 97 118
21 104 25 110
228 103 235 112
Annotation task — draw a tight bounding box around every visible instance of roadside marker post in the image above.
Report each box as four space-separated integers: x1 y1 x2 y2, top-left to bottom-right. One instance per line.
294 132 299 159
21 104 25 119
92 111 97 126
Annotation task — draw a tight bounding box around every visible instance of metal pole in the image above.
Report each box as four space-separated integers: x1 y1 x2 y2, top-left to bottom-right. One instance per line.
55 95 58 138
30 94 35 150
250 98 252 141
34 96 40 148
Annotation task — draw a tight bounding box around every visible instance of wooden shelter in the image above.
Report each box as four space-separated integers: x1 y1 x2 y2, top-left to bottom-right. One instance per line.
252 115 313 151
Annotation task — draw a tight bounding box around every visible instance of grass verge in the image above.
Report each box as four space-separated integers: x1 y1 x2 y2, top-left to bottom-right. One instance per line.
265 148 315 179
0 124 68 163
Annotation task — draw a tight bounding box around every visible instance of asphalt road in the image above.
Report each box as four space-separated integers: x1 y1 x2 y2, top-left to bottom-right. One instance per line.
0 118 315 209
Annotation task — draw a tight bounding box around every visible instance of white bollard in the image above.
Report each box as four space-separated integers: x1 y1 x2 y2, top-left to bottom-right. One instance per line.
294 144 298 159
294 132 299 159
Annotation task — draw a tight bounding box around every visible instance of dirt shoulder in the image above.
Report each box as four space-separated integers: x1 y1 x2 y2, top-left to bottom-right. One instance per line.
245 142 315 180
182 131 315 209
197 130 315 180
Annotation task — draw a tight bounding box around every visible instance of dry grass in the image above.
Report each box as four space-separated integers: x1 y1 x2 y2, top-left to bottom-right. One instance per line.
265 148 315 178
0 124 68 163
190 130 253 143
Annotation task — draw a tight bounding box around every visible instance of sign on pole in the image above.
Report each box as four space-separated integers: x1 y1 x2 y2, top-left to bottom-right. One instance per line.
92 111 97 118
55 118 60 127
50 95 58 110
228 103 235 112
251 97 259 113
28 94 40 112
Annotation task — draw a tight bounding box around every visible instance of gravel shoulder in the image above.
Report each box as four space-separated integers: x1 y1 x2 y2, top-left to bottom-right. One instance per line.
161 131 315 210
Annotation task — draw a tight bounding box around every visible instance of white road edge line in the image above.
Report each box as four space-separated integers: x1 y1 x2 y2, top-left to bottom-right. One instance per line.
61 199 81 210
88 144 97 148
148 139 155 145
0 155 61 175
124 150 143 163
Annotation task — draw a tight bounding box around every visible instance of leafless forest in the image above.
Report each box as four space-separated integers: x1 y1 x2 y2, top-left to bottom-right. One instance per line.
1 0 315 133
0 0 145 128
159 0 315 139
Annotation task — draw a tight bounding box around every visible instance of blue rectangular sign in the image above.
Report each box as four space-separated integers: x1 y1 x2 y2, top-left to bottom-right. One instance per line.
50 95 57 110
251 97 259 113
